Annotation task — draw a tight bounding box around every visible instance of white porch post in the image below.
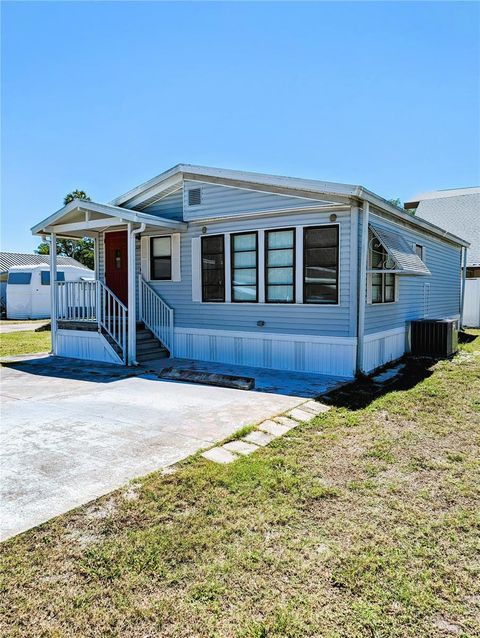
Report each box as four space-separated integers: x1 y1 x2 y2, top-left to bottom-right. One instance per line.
127 222 136 365
50 232 58 354
356 201 369 374
94 233 100 280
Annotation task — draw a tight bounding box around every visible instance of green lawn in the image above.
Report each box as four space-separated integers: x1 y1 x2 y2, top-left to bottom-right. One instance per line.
1 333 479 637
0 330 51 357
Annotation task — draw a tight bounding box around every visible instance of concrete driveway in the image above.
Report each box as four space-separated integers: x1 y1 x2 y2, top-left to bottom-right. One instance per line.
1 356 315 541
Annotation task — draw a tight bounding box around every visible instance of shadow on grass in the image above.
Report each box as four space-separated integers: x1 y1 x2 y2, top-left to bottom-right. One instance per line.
321 356 437 411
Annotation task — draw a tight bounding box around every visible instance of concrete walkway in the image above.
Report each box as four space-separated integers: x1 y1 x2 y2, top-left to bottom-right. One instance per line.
0 355 344 541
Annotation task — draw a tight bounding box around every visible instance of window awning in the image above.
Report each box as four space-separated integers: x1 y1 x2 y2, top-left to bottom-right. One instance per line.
369 224 431 275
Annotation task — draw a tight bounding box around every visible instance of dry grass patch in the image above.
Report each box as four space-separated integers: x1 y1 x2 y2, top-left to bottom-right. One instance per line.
1 332 479 637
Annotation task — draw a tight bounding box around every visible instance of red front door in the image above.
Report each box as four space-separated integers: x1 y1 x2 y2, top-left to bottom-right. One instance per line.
105 231 128 305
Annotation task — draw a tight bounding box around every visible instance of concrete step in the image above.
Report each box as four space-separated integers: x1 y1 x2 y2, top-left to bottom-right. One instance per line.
138 350 169 362
136 331 155 342
137 342 165 355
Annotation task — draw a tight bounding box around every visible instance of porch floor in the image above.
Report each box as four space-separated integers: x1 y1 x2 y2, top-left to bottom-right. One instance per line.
143 357 351 398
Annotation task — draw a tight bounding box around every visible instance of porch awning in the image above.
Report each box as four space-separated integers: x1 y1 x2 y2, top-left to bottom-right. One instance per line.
31 199 186 238
369 223 431 275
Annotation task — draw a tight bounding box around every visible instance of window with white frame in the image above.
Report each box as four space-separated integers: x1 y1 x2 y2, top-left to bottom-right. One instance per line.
369 232 396 303
231 232 258 302
150 236 172 280
265 229 295 303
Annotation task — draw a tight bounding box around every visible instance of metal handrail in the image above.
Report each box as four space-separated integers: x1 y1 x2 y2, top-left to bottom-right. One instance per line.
138 276 174 355
97 281 128 364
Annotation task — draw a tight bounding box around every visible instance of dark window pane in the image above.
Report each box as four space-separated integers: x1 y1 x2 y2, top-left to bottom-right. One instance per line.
8 272 32 284
202 285 224 302
151 258 171 280
304 226 338 304
304 284 337 303
40 271 64 285
202 235 225 302
304 227 337 248
150 237 172 280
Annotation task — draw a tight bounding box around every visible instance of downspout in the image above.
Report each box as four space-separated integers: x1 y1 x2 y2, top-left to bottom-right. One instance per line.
356 201 369 374
459 246 467 328
127 222 145 365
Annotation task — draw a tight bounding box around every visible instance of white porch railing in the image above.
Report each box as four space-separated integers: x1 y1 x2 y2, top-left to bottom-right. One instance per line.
138 276 174 354
57 280 97 321
55 280 128 363
98 281 128 363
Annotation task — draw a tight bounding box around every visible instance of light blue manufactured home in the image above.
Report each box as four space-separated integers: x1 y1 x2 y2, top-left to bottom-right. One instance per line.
31 165 469 378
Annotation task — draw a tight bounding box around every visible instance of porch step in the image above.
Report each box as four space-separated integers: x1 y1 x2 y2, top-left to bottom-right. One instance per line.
136 323 169 363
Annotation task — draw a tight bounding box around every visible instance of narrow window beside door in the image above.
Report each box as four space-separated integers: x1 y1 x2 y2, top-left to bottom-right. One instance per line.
231 232 258 302
150 236 172 280
201 235 225 302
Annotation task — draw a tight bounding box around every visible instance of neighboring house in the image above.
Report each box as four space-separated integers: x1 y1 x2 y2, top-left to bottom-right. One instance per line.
0 252 92 319
30 164 468 377
405 187 480 327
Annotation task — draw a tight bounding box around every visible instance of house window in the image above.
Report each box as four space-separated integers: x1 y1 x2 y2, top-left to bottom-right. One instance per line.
371 272 396 303
415 244 424 260
231 232 258 302
370 233 396 303
150 236 172 280
201 235 225 302
40 271 65 285
7 272 32 285
265 229 295 303
466 267 480 279
303 225 339 304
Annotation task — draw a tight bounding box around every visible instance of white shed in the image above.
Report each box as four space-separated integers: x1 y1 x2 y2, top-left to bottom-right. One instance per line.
7 264 93 319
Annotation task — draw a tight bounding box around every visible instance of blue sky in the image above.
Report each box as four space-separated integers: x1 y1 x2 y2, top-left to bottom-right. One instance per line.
2 1 479 252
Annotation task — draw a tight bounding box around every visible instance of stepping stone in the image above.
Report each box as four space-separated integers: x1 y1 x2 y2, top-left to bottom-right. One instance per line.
223 440 258 456
273 416 299 430
302 400 331 414
259 420 290 436
244 430 275 446
287 408 316 422
202 447 238 464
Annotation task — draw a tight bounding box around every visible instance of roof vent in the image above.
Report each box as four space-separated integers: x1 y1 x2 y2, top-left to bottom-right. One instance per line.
188 188 201 206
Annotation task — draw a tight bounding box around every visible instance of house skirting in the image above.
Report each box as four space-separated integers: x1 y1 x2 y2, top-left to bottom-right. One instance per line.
174 327 357 378
362 327 407 374
56 329 122 365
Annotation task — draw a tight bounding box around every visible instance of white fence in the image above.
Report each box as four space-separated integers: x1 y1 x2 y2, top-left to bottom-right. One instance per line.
464 278 480 327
